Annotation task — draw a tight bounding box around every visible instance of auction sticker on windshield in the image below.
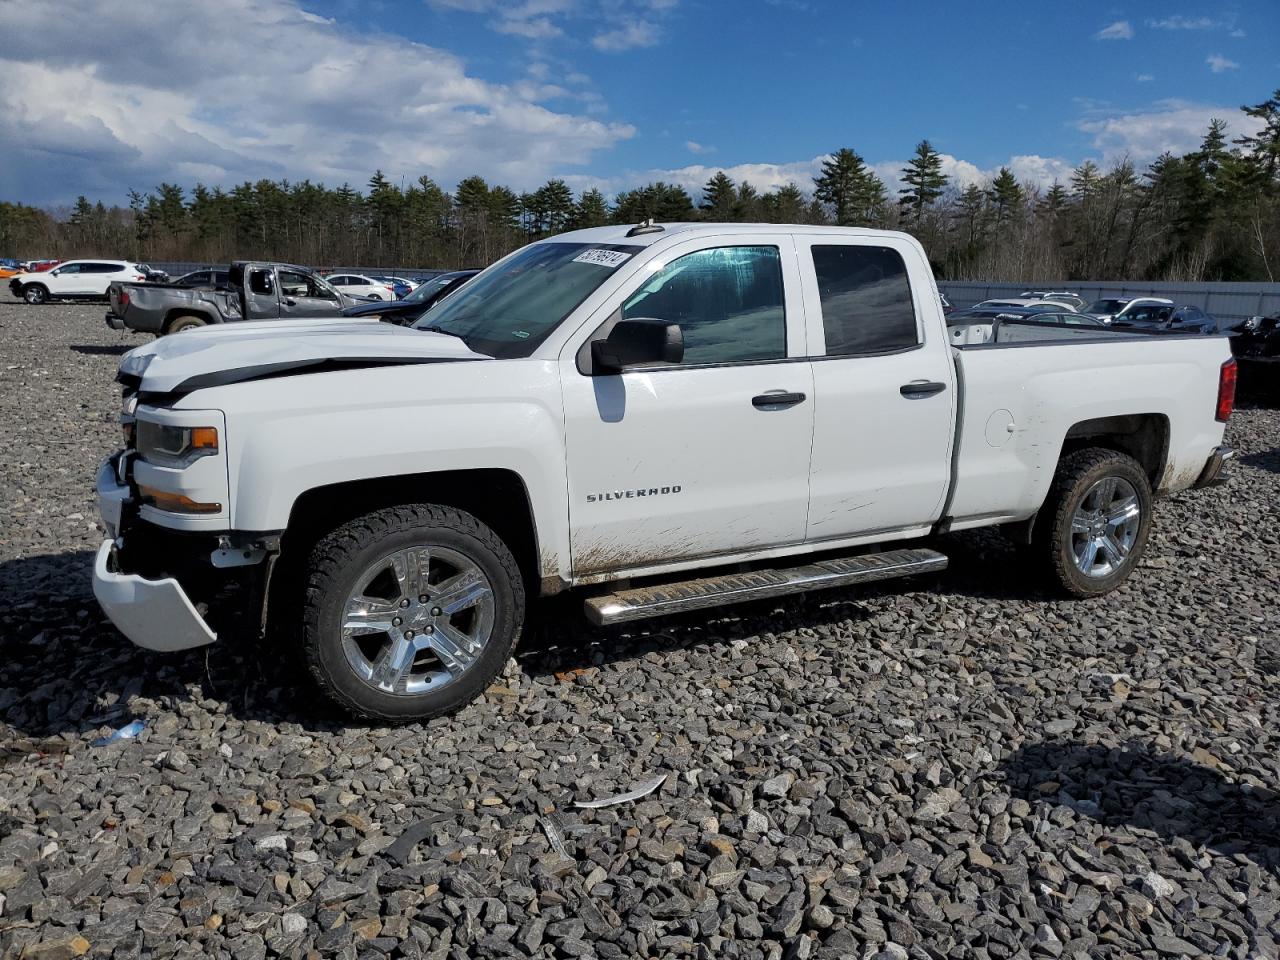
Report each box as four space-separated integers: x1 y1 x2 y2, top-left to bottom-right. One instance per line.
572 249 632 268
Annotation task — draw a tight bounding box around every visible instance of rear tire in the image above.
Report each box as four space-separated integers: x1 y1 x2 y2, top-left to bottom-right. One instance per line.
22 284 48 305
165 314 208 334
301 504 524 721
1033 448 1152 597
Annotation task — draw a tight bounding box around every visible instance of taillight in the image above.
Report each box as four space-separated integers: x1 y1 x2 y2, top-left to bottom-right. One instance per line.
134 275 146 281
1216 358 1237 422
118 290 130 307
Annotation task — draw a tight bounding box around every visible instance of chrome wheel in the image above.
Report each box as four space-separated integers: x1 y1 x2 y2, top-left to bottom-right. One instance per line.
1070 476 1141 578
341 545 494 696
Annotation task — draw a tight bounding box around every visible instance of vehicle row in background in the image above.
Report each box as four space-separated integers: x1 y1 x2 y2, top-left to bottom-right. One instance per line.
323 273 398 301
106 262 358 334
342 270 479 324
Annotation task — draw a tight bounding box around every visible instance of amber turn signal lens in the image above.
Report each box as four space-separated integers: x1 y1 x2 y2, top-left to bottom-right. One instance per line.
190 426 219 451
137 484 222 514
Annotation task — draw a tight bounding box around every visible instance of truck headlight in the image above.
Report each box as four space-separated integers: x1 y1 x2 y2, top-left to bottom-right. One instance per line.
136 422 219 468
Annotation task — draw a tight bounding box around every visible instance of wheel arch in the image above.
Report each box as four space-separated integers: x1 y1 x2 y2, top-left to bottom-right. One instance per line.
1059 413 1170 489
1005 414 1168 545
163 308 217 332
281 468 545 597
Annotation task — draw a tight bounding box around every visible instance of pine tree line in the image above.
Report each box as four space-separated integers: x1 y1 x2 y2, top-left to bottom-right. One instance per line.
1 90 1276 281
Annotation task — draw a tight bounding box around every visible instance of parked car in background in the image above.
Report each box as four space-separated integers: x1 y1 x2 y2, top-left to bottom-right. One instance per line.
1083 296 1173 324
342 269 480 325
25 259 60 273
9 259 145 304
1020 290 1087 311
0 259 24 280
139 265 170 283
324 273 396 300
172 269 231 288
106 262 359 335
974 298 1079 312
1110 303 1218 335
371 275 418 299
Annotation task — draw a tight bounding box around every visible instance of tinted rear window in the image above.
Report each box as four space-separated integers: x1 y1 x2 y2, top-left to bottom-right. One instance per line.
810 245 918 355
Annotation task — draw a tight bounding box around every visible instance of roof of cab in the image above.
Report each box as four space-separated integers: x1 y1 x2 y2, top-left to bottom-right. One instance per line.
544 222 923 248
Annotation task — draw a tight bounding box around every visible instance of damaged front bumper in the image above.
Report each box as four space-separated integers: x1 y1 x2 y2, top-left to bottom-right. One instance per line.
92 539 217 651
92 453 218 652
1193 445 1235 489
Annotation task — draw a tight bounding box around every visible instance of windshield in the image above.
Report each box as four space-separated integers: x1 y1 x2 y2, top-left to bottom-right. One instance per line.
1087 299 1126 314
413 242 642 358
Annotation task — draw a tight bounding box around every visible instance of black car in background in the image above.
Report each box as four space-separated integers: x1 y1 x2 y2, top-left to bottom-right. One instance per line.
1110 302 1219 335
341 269 479 325
1229 314 1280 401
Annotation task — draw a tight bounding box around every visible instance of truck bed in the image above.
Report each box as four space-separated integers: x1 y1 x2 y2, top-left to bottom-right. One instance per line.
946 323 1232 527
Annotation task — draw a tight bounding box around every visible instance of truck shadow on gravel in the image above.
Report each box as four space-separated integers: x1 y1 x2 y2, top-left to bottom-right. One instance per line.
0 536 1041 738
1238 449 1280 475
1000 741 1280 869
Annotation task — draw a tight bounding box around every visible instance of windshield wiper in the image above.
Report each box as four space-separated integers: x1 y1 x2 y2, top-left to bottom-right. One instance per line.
419 325 469 345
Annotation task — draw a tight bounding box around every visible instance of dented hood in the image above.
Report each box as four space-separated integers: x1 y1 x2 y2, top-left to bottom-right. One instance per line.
119 318 487 394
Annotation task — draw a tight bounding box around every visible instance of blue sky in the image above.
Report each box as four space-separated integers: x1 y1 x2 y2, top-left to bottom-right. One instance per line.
0 0 1275 206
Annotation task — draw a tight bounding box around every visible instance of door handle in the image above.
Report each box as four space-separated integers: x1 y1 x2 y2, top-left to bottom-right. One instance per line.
900 380 946 398
752 391 806 409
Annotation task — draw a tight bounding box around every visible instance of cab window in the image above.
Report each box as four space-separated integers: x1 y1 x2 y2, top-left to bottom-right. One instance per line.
621 246 786 365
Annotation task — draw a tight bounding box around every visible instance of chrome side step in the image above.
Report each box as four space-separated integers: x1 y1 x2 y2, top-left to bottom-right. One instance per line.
583 547 948 626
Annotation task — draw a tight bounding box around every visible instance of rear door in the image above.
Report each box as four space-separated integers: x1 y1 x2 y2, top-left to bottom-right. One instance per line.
796 237 956 541
560 236 814 578
278 269 344 318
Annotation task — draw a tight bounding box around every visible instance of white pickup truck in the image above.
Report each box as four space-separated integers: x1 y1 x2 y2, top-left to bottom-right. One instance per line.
92 223 1237 720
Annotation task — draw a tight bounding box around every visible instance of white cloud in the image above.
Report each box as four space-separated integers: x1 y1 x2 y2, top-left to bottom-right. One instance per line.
427 0 676 52
1077 98 1263 165
685 140 714 155
0 0 634 204
561 149 1077 205
1096 20 1133 40
592 19 659 51
1147 15 1215 30
1229 28 1246 37
492 16 563 39
1206 53 1240 73
1136 73 1155 82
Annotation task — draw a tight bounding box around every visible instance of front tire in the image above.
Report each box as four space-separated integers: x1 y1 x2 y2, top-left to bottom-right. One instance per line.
22 284 48 305
1034 448 1152 597
302 504 524 721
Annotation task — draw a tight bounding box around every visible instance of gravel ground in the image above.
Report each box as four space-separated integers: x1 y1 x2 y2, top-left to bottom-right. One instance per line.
1 297 1278 960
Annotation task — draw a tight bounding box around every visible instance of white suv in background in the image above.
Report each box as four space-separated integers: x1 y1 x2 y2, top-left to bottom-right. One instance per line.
322 273 397 301
9 260 146 304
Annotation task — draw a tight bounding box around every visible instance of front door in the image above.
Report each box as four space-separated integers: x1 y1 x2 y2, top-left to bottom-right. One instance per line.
561 237 814 580
244 267 281 319
795 237 956 541
278 269 344 319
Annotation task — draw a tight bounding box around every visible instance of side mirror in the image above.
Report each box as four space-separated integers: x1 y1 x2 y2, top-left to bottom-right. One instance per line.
590 318 683 374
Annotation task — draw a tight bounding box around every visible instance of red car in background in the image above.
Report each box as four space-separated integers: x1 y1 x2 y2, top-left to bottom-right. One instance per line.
26 259 60 272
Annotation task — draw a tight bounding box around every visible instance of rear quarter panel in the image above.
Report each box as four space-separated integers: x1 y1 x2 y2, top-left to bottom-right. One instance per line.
948 335 1231 525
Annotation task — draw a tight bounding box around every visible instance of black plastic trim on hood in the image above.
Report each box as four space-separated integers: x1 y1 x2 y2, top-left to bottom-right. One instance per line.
137 355 483 404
